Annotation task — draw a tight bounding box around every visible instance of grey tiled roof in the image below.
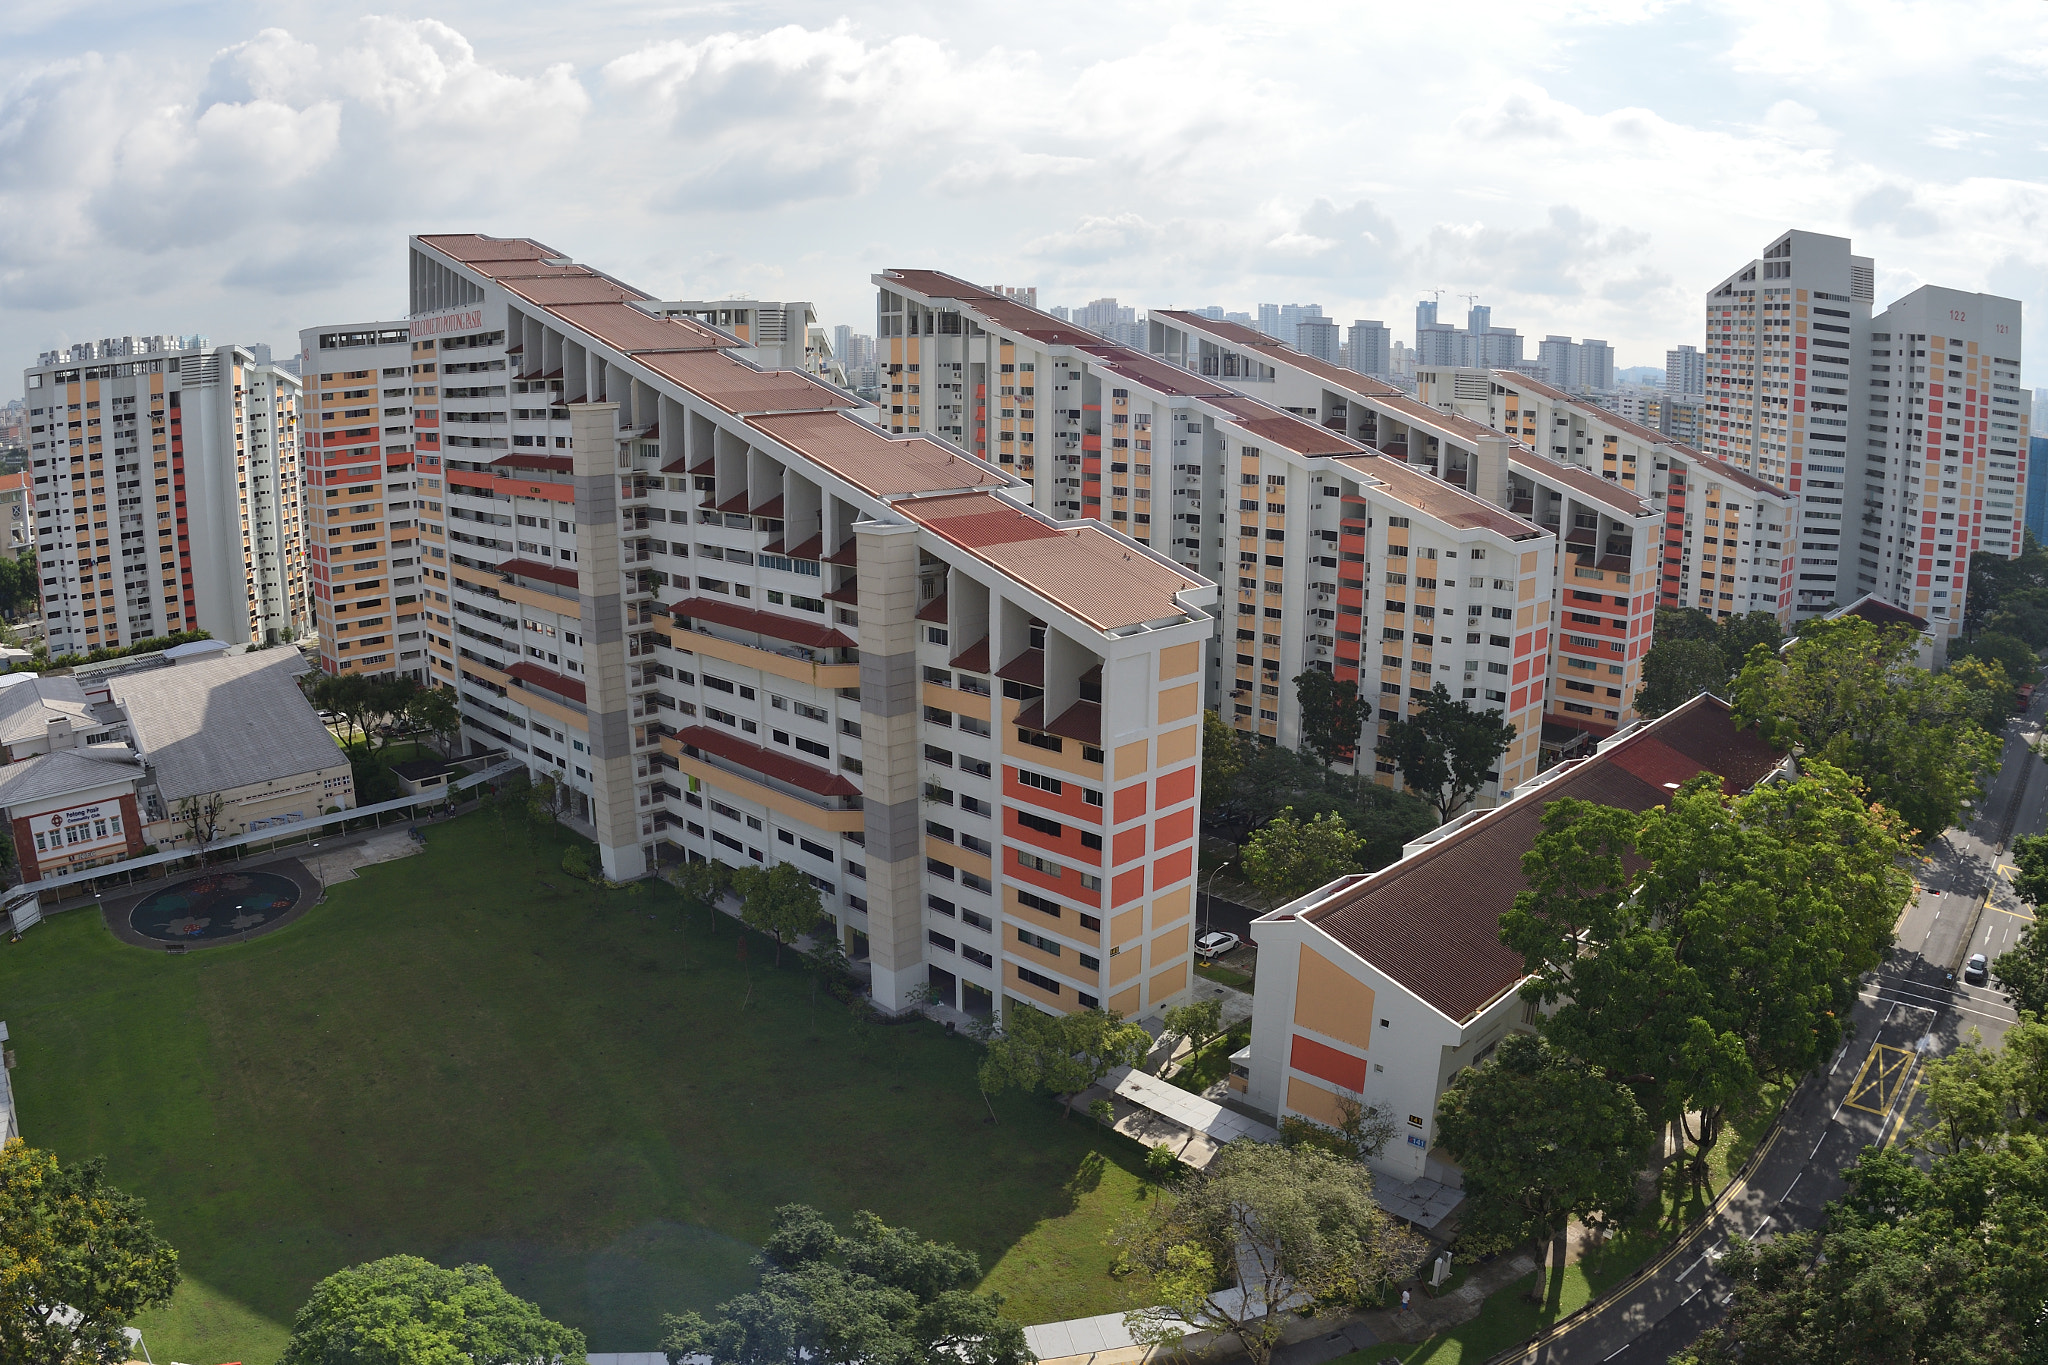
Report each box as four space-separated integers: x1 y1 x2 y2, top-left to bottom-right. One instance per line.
0 675 96 747
0 744 145 809
108 651 344 803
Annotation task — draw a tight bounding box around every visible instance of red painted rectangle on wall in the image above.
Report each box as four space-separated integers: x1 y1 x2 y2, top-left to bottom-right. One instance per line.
1291 1033 1367 1092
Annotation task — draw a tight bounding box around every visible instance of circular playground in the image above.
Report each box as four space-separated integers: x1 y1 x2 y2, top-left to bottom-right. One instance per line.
125 867 309 945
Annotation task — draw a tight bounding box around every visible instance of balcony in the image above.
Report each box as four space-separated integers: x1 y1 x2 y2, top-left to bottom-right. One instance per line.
669 596 861 688
664 727 865 832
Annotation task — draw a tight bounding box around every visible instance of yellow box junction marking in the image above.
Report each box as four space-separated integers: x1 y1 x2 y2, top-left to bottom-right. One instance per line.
1845 1043 1916 1116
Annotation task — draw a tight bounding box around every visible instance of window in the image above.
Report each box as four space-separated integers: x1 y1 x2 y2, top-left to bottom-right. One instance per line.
1017 888 1062 918
1017 927 1061 956
1017 769 1063 795
1017 810 1062 837
1015 966 1061 995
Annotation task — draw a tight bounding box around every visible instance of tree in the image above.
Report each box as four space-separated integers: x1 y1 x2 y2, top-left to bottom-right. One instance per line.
1680 1039 2048 1365
1278 1093 1397 1164
175 791 225 851
316 671 376 748
1730 613 2002 842
1634 637 1728 719
280 1255 585 1365
1113 1141 1419 1365
1992 920 2048 1019
1159 998 1224 1067
527 770 567 825
1949 631 2042 688
1434 1034 1651 1293
660 1204 1027 1365
733 862 824 967
1202 741 1434 870
1202 708 1249 806
1501 763 1911 1187
0 1141 181 1365
1375 683 1516 823
1239 807 1365 902
408 685 463 756
976 1004 1150 1118
1292 670 1370 766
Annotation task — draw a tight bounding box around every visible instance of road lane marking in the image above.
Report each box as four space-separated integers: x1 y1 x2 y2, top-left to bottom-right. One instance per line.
1843 1042 1916 1115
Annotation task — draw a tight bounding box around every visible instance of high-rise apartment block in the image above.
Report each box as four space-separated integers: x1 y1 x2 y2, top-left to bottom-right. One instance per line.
410 236 1215 1025
1416 369 1798 622
23 339 308 655
1151 314 1665 762
1700 229 2028 635
1347 321 1391 378
1666 344 1707 399
1297 317 1341 364
297 321 449 684
1415 301 1526 369
1537 335 1615 393
873 270 1683 797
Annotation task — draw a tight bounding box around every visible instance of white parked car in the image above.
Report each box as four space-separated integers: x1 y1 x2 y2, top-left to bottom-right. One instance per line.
1195 930 1241 958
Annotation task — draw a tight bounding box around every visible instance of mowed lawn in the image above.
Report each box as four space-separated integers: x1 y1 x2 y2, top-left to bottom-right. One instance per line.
0 812 1151 1365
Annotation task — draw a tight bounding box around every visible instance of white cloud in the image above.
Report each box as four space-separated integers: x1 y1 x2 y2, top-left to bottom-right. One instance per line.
0 1 2044 388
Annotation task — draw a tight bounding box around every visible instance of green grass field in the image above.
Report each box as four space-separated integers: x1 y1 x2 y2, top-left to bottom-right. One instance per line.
0 812 1148 1364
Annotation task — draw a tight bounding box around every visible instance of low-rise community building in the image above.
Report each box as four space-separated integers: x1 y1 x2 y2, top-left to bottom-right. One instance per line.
0 648 353 877
1241 695 1787 1185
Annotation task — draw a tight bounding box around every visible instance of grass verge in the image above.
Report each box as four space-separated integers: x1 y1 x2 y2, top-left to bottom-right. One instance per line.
0 811 1146 1364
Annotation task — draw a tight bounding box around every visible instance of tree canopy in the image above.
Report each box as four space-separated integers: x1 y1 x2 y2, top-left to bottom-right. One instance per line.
1501 762 1910 1185
1291 670 1371 766
976 1004 1150 1118
1434 1033 1652 1293
280 1255 584 1365
1634 608 1787 719
1239 807 1366 902
1112 1141 1418 1365
1677 1020 2048 1365
660 1204 1027 1365
1995 834 2048 1018
1199 727 1434 870
1374 683 1516 823
0 1141 181 1365
1730 614 2003 842
734 862 824 966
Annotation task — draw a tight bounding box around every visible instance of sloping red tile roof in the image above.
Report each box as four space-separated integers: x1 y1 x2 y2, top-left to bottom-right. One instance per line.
950 637 991 673
901 492 1207 633
1832 594 1930 632
489 453 573 475
1332 455 1546 540
635 349 856 415
1288 694 1786 1023
495 557 579 590
748 411 1010 501
672 725 860 798
506 661 586 705
500 275 653 307
1208 395 1369 456
668 595 854 650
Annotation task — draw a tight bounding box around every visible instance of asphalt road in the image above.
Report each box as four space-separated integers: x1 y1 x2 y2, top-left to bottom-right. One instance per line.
1506 690 2041 1365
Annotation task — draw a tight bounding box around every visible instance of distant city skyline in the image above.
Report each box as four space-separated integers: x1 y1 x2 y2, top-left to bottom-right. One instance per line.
2 3 2040 390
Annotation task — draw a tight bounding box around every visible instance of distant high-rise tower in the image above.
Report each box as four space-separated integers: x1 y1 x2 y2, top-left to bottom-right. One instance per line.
1701 227 2026 635
1347 321 1390 377
1665 344 1706 398
1296 317 1340 364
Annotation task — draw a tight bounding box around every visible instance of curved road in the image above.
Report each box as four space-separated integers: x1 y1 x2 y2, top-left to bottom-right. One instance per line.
1501 689 2042 1365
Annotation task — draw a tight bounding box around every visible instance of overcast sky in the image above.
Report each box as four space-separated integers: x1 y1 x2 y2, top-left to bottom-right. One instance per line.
5 0 2046 386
